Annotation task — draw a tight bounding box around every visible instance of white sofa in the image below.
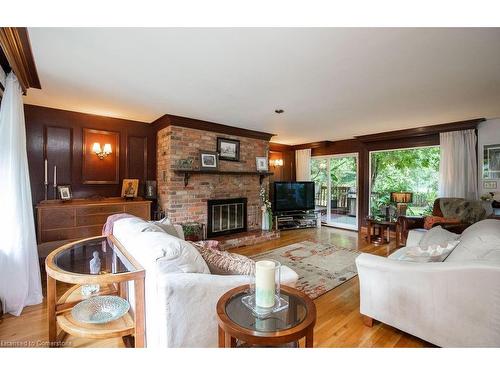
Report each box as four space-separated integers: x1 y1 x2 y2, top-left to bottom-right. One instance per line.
112 217 298 348
356 219 500 347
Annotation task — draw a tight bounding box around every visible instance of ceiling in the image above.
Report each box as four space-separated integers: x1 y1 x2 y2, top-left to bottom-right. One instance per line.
25 28 500 144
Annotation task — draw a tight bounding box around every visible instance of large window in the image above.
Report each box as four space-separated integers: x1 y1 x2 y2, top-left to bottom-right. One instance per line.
370 146 440 216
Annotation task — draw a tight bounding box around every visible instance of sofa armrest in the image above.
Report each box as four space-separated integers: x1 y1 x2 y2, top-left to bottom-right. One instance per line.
355 254 500 347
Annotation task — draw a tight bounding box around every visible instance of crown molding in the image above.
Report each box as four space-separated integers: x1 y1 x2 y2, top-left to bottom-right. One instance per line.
151 114 275 141
0 27 41 92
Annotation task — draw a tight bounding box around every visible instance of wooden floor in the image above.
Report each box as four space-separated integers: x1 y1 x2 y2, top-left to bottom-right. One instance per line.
0 226 431 348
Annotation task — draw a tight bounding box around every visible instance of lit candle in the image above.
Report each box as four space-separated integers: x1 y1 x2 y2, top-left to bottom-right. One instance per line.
255 260 276 308
44 159 48 184
53 165 57 187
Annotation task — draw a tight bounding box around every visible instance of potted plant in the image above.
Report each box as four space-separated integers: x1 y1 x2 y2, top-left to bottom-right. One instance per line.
182 222 203 241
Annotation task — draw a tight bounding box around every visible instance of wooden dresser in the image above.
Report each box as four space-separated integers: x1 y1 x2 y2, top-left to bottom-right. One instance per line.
36 197 151 243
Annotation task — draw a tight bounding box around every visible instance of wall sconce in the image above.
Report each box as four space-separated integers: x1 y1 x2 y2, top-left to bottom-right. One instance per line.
270 159 284 167
92 142 112 160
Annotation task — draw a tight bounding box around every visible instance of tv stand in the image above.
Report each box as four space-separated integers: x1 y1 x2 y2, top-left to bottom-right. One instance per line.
274 210 320 231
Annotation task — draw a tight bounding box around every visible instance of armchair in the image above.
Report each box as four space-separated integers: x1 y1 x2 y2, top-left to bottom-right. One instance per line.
397 198 470 246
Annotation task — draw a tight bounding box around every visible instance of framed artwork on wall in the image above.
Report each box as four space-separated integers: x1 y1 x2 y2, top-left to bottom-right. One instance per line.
217 137 240 161
483 144 500 179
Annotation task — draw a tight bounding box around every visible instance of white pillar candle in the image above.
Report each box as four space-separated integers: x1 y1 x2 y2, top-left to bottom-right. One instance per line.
44 159 48 184
53 165 57 187
255 260 276 308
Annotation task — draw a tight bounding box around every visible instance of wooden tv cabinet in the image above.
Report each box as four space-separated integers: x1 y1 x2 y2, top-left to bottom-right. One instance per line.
36 197 151 244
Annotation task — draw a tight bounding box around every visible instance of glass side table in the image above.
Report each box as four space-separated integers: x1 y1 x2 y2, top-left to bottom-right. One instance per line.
216 285 316 348
45 235 145 348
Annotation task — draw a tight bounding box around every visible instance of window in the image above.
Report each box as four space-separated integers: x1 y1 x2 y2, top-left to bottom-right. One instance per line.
369 146 440 216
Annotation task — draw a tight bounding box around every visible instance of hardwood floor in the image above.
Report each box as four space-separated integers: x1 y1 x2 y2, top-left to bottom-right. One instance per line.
0 226 431 348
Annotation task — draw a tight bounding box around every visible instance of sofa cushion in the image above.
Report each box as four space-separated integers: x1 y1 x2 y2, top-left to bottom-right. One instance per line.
113 217 210 274
446 219 500 262
419 225 460 248
396 240 459 262
192 241 255 275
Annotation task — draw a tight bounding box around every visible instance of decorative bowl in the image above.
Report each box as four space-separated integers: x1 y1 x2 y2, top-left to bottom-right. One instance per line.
72 296 130 324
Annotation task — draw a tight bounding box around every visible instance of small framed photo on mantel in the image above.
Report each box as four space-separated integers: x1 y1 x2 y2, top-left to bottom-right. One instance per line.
200 150 219 170
256 156 269 172
217 138 240 162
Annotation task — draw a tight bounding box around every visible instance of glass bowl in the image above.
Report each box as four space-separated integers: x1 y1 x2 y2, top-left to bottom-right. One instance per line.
72 296 130 324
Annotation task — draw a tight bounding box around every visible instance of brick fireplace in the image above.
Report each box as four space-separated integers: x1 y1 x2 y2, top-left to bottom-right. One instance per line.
157 125 271 233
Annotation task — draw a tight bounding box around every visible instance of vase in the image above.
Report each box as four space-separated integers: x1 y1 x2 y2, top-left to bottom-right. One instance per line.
262 210 269 231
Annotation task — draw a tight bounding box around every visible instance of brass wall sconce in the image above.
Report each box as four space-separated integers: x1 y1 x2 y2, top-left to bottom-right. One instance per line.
92 142 112 159
269 159 284 167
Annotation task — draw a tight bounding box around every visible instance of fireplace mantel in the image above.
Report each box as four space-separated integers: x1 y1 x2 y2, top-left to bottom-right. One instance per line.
173 169 273 187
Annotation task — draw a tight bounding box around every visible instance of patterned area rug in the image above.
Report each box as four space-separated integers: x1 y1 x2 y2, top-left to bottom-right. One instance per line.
251 241 361 299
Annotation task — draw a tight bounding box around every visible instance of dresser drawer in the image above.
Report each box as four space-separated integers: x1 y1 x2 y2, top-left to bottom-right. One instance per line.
76 213 112 226
40 208 75 230
41 225 103 243
76 204 124 216
125 204 150 219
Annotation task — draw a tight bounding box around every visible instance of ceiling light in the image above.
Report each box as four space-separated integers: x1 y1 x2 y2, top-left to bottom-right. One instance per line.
274 109 284 114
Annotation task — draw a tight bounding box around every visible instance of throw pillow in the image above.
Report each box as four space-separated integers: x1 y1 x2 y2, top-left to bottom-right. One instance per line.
419 225 460 248
423 216 461 230
192 241 255 275
401 240 460 262
150 217 185 239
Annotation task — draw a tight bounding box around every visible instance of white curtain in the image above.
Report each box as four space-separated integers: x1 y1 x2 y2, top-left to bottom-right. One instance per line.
295 148 311 181
0 73 43 316
439 129 478 200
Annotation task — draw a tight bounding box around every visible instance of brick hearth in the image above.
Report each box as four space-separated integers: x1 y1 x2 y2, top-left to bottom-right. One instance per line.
157 125 270 231
213 229 280 251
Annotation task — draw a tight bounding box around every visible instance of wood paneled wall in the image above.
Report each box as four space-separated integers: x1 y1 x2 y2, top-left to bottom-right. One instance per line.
25 104 157 205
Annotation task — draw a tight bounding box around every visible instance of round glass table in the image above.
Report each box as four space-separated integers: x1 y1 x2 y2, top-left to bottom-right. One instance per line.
45 235 145 348
216 285 316 347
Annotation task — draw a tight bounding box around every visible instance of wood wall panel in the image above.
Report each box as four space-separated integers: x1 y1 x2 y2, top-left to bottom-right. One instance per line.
25 104 156 205
127 135 148 195
45 126 72 194
82 128 120 184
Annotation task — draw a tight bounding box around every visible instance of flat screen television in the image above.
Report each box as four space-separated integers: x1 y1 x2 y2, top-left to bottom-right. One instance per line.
273 181 315 212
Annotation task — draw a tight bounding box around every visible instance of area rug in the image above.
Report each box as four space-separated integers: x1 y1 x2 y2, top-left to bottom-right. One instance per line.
251 241 361 299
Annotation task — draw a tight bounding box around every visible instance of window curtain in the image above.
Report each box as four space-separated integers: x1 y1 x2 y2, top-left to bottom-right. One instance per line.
438 129 478 200
295 148 311 181
0 73 43 316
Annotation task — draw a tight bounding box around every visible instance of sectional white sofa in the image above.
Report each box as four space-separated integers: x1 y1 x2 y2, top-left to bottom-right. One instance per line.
356 219 500 347
112 216 298 348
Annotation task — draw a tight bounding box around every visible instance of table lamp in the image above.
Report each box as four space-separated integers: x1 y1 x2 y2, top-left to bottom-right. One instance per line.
390 192 413 217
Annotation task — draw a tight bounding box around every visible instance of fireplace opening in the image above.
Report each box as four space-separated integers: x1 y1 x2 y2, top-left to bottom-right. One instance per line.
207 198 247 238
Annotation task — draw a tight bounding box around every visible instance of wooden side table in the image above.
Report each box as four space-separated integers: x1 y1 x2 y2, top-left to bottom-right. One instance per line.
45 235 145 347
216 285 316 348
366 217 400 246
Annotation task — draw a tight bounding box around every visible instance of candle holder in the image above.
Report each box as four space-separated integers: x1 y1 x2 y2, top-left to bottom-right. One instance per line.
242 259 289 318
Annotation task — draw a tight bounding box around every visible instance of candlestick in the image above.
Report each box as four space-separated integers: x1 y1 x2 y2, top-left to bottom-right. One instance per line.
53 165 57 187
255 260 277 308
44 159 48 185
44 183 48 201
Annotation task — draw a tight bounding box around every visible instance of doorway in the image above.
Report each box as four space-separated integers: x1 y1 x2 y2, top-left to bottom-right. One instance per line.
311 153 359 230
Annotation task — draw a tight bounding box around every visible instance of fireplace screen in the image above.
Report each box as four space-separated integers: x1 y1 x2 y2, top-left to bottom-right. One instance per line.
207 198 247 237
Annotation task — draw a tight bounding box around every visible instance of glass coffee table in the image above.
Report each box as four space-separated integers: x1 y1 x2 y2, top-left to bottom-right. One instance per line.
45 235 145 348
216 285 316 347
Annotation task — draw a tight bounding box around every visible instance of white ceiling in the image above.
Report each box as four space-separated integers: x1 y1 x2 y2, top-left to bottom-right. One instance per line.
25 28 500 144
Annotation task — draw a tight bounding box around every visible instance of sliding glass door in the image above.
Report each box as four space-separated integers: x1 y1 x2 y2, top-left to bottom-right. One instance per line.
311 153 358 230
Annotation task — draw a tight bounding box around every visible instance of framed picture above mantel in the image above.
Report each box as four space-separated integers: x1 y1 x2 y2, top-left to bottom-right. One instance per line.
217 137 240 162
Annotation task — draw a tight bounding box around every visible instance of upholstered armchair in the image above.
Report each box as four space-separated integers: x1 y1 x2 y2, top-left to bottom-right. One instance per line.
397 198 471 246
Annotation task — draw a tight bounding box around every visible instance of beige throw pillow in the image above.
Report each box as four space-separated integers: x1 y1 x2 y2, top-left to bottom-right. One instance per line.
192 241 255 275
